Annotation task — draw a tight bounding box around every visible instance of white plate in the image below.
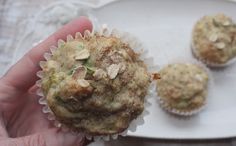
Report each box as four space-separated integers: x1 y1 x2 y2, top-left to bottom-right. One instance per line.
93 0 236 139
13 0 236 140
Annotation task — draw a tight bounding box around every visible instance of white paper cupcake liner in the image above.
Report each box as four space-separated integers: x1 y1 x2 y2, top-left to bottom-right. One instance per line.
36 25 156 141
156 58 214 117
191 34 236 68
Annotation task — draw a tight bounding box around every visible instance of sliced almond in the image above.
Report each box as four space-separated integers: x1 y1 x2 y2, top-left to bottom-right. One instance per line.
77 79 90 87
209 33 218 42
107 64 120 79
75 49 90 60
215 42 225 49
72 66 87 79
93 69 107 80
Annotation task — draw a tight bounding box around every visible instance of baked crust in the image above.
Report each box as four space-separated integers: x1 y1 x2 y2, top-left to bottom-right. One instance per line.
41 34 151 135
157 63 208 112
192 14 236 64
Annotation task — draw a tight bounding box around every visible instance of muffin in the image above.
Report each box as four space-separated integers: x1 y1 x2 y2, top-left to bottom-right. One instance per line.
40 32 151 136
156 63 209 116
192 14 236 67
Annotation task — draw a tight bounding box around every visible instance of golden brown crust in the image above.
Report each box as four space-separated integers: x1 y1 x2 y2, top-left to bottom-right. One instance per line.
192 14 236 64
41 35 150 135
156 63 208 112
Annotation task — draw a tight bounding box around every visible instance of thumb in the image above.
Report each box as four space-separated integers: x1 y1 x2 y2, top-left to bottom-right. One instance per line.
2 129 85 146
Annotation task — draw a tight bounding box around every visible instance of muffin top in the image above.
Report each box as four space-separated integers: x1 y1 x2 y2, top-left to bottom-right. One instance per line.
156 63 208 111
192 14 236 64
41 34 151 135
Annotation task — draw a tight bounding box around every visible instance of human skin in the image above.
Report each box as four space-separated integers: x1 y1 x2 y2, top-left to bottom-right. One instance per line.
0 17 92 146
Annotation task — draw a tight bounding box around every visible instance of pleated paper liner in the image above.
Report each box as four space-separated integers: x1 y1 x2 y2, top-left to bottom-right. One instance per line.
156 58 214 117
36 25 158 141
191 35 236 68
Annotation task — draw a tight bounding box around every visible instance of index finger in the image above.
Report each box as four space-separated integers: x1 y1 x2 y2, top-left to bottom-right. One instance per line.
2 16 93 92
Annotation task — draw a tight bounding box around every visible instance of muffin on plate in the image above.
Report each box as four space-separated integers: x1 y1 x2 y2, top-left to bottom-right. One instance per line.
40 32 151 136
156 63 209 116
192 13 236 67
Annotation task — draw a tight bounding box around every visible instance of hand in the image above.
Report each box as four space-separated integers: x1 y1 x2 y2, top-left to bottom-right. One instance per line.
0 17 92 146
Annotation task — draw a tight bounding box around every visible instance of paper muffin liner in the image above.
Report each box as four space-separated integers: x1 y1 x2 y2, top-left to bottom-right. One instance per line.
191 33 236 68
36 25 156 141
156 58 214 117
